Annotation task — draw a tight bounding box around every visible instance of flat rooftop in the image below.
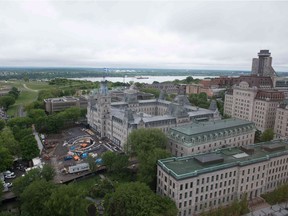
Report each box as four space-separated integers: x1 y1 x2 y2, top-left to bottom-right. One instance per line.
170 118 254 136
158 140 288 180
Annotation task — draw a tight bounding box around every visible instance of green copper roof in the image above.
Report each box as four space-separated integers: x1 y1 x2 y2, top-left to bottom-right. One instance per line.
158 140 288 180
170 119 254 136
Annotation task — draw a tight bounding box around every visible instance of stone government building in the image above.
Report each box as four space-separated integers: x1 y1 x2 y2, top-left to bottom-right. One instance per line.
157 140 288 216
87 81 220 148
168 119 256 157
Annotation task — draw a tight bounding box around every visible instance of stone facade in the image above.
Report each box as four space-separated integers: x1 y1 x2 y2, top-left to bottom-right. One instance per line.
274 100 288 138
44 96 88 114
87 81 219 148
168 119 256 157
224 81 284 132
157 140 288 216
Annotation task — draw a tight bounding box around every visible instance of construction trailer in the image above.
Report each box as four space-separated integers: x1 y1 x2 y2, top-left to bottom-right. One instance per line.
68 163 89 174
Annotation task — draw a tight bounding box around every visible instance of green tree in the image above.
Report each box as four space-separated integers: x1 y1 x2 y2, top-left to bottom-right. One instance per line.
12 126 33 142
140 88 160 98
20 179 56 216
25 100 45 111
41 164 55 181
43 113 64 133
13 168 42 196
137 148 171 189
27 109 46 122
20 134 40 160
0 119 5 131
126 128 167 155
102 151 115 172
45 184 90 216
89 178 115 198
261 129 274 142
7 117 32 129
0 127 20 156
8 87 20 99
37 89 62 101
102 151 129 173
104 182 177 216
87 155 97 172
0 146 13 172
61 107 81 122
188 92 210 109
0 96 15 110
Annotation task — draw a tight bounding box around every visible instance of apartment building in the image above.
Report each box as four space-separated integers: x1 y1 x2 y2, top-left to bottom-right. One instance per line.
224 81 284 131
274 100 288 138
44 96 88 114
168 118 255 156
157 140 288 216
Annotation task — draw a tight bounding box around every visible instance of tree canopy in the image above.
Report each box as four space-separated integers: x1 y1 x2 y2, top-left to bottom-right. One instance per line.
126 128 167 155
102 151 129 173
104 182 177 216
20 134 39 160
188 92 210 109
126 128 170 189
45 184 90 216
0 145 13 172
261 129 274 142
20 179 56 216
0 96 15 110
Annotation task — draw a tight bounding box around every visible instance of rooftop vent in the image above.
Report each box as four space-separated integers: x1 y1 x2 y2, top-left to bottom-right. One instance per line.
262 144 285 152
240 146 255 154
194 153 224 165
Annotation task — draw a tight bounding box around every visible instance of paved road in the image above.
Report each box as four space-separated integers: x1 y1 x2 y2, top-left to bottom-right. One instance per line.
33 130 44 154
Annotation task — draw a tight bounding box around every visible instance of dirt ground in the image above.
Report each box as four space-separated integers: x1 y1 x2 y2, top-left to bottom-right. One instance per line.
41 126 113 183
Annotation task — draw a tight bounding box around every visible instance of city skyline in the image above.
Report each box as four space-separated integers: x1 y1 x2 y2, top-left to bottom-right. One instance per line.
1 1 288 71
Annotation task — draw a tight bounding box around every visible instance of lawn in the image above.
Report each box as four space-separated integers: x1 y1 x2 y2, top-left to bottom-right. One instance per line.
2 79 94 117
2 81 44 117
7 90 38 117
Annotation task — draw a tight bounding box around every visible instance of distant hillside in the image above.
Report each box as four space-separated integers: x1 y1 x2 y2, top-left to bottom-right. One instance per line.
0 67 287 80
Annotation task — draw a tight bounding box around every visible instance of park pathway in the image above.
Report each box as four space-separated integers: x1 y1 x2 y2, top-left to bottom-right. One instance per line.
23 83 38 92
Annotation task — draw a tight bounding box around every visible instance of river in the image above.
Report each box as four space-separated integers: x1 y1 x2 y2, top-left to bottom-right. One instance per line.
72 75 219 84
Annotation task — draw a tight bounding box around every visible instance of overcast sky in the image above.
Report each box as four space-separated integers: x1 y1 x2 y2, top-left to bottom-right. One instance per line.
0 1 288 71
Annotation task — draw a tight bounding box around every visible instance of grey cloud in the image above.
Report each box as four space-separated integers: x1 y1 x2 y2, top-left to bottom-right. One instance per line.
0 1 287 71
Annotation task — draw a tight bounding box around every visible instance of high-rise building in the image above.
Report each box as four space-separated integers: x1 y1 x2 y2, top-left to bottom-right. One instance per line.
274 100 288 138
251 50 276 77
224 81 284 131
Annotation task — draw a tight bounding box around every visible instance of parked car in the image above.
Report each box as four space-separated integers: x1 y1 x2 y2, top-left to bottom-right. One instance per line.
3 170 14 176
5 174 16 179
3 182 12 188
64 155 73 161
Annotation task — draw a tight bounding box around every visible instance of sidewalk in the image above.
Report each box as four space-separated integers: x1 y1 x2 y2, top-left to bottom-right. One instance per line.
244 202 288 216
